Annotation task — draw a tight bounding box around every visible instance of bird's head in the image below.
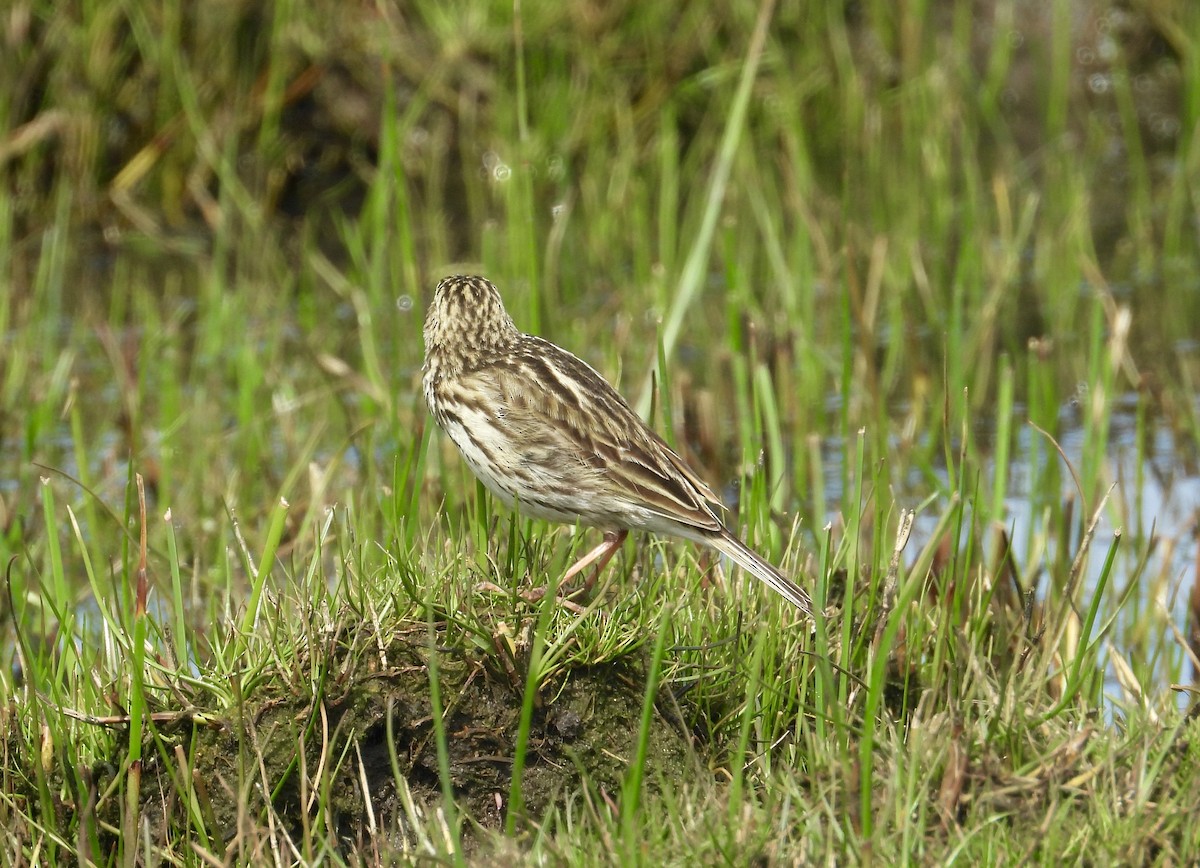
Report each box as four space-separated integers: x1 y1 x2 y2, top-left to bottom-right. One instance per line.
423 274 519 375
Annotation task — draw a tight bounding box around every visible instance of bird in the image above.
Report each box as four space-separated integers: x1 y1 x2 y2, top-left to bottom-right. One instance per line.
421 274 811 614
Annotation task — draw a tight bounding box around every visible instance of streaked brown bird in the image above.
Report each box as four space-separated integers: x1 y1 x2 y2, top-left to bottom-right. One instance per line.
422 274 811 613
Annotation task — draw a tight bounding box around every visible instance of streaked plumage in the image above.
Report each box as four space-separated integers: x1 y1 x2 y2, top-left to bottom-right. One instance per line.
422 274 812 613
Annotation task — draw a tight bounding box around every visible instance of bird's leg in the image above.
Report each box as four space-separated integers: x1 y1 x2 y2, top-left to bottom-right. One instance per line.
477 529 627 611
563 529 628 595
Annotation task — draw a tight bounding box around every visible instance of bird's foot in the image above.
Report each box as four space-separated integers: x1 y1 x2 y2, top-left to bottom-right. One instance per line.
475 581 588 614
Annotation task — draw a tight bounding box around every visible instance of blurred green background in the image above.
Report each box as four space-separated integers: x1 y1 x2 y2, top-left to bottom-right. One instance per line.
3 0 1196 567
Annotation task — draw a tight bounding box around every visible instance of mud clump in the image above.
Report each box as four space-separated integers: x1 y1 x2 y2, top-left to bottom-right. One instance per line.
134 637 693 850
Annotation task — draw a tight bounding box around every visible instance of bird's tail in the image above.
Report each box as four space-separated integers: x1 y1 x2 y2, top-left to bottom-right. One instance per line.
708 530 812 614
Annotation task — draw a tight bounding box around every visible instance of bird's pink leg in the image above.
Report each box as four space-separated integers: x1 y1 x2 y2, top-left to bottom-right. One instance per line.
563 529 628 592
478 530 628 610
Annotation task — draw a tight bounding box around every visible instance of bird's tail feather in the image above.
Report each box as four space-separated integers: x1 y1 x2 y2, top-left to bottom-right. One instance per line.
708 531 812 614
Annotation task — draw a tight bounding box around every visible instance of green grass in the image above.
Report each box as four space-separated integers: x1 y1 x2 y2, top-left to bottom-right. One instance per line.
2 0 1200 863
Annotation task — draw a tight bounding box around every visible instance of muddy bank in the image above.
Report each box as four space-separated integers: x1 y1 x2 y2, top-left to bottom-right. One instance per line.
43 637 697 854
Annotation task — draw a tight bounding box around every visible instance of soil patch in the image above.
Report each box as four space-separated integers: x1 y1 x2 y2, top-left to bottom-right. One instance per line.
127 636 694 852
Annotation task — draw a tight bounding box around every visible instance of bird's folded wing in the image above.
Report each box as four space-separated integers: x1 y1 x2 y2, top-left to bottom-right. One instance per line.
463 345 725 535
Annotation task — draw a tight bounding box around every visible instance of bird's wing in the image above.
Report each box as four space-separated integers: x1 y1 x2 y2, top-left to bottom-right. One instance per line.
462 337 724 534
